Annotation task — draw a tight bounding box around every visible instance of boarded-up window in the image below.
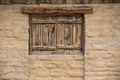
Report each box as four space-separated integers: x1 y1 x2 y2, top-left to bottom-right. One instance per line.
29 14 84 53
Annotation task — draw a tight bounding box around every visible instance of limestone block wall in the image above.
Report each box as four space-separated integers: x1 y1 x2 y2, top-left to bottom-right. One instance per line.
0 4 120 80
85 4 120 80
0 5 29 80
29 54 84 80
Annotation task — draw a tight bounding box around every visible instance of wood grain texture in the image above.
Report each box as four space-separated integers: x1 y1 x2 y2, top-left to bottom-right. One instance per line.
30 15 83 50
0 0 11 3
57 24 64 45
21 7 92 14
66 0 75 4
32 45 80 50
11 0 26 3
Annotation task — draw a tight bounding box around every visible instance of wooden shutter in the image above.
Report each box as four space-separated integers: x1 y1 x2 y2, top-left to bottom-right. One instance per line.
30 14 83 52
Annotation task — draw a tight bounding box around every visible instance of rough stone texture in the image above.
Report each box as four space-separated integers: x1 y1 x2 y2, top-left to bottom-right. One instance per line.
0 5 29 80
29 54 84 80
85 4 120 80
0 4 120 80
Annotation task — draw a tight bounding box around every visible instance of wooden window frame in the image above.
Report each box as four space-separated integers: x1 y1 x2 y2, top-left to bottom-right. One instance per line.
21 7 92 54
29 14 85 54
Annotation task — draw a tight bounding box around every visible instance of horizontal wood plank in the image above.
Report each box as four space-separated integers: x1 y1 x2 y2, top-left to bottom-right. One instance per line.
58 45 81 49
32 45 81 50
21 7 92 14
32 46 56 49
31 21 82 24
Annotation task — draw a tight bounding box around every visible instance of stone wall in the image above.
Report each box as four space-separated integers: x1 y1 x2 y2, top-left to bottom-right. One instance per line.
0 4 120 80
0 5 29 80
29 54 84 80
85 4 120 80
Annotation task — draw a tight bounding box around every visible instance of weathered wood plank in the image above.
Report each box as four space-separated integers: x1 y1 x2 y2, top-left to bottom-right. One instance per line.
37 0 51 3
42 24 49 46
21 7 92 14
57 24 64 45
84 0 91 3
32 24 38 46
73 24 81 45
57 45 81 49
31 21 82 24
48 24 52 45
32 45 80 50
66 0 75 4
75 0 84 3
64 24 73 45
32 46 56 50
11 0 26 3
37 0 45 3
26 0 36 4
51 24 56 46
76 24 81 45
38 24 41 46
54 0 65 4
0 0 10 3
48 24 56 46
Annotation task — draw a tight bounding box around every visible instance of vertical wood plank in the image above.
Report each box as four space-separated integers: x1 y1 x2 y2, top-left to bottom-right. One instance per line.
37 0 45 3
75 0 84 3
37 0 51 3
36 24 40 45
40 24 43 46
46 0 51 3
29 15 32 54
37 0 41 3
64 24 73 45
49 24 52 45
51 24 56 46
73 24 76 45
57 24 64 45
84 0 91 3
51 0 65 4
42 24 49 46
50 0 56 3
0 0 6 3
38 24 41 46
56 0 65 4
11 0 26 3
76 24 81 45
73 24 81 45
32 24 41 46
32 24 36 46
5 0 11 3
26 0 36 4
66 0 75 4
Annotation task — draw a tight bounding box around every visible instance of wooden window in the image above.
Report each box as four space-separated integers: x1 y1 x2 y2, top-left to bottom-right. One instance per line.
29 14 84 53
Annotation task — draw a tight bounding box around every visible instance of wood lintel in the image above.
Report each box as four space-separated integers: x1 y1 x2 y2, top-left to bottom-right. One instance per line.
21 6 92 14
